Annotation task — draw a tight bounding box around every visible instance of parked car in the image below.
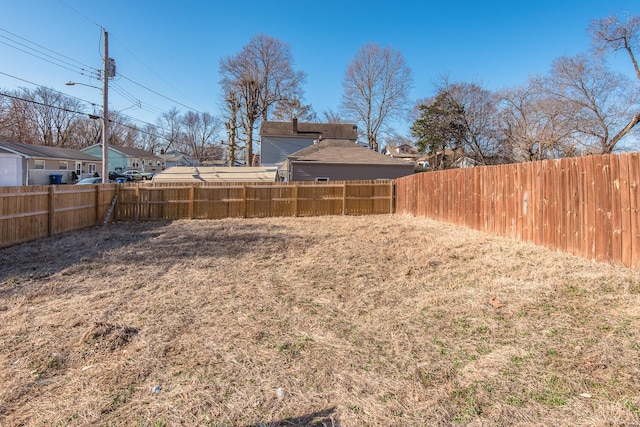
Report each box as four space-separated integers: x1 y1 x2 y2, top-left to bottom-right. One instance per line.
122 170 143 181
76 177 103 185
76 177 115 184
124 170 155 180
109 171 134 182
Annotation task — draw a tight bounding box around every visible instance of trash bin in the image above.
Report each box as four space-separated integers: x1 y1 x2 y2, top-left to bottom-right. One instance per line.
49 174 63 185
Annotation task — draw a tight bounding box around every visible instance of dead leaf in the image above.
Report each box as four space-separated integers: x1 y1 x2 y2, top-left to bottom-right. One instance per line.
489 297 504 308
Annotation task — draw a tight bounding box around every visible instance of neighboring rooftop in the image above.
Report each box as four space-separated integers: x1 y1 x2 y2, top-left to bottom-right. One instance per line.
152 166 278 183
261 119 358 140
287 139 414 165
0 140 101 161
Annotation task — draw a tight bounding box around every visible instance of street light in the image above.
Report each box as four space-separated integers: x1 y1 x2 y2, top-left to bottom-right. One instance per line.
65 81 100 90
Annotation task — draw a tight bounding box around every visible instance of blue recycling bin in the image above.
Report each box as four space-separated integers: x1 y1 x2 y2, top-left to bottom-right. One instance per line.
49 174 63 185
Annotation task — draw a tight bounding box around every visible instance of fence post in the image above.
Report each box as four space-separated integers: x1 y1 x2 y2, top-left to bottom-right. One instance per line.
189 185 195 219
293 183 298 217
135 186 140 221
342 182 347 215
48 185 55 237
242 185 247 218
390 180 394 214
95 185 101 225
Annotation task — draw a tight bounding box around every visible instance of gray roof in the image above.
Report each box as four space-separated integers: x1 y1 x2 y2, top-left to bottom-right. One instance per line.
0 140 102 162
84 143 163 160
260 120 358 139
287 139 415 165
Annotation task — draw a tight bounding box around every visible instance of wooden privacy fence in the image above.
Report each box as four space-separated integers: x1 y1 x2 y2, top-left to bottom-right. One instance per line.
396 153 640 268
0 184 118 248
114 181 394 220
0 181 393 248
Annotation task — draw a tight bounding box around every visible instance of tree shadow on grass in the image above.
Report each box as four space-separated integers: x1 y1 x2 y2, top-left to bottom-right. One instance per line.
0 219 307 299
243 406 339 427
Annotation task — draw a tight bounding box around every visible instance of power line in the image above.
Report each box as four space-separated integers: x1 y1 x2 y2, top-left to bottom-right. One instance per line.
0 26 98 72
0 71 170 134
0 25 209 121
111 33 207 112
118 74 206 114
0 39 97 79
0 91 176 143
0 91 88 116
0 70 100 107
56 0 102 29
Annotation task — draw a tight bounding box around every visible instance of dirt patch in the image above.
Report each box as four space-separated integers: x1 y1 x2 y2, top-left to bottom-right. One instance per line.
0 215 639 426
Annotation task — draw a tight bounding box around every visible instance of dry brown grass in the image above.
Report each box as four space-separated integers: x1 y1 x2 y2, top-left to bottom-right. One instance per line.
1 215 640 426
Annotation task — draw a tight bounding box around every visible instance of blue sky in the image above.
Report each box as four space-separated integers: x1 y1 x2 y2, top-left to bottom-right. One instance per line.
0 0 638 140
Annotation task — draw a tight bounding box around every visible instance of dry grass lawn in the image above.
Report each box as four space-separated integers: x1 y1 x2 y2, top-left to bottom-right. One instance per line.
1 215 640 426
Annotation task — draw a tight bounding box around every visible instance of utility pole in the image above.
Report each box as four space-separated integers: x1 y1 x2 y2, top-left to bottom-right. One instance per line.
101 29 110 184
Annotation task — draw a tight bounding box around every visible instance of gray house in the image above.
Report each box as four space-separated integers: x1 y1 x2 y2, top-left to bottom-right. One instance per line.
284 139 415 182
0 141 102 186
260 119 359 167
159 150 197 168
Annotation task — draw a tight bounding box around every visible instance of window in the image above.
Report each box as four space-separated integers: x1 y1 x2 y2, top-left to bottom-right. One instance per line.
88 164 96 174
34 160 45 170
58 161 68 170
315 177 329 182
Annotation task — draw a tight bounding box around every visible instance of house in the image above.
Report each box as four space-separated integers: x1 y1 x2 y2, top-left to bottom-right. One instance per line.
81 144 164 173
0 140 102 186
159 149 197 168
384 144 421 163
260 119 359 167
151 166 278 183
284 139 415 182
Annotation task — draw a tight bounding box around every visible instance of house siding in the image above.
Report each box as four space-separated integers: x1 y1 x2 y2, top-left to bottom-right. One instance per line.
81 146 128 172
291 163 414 182
261 136 317 166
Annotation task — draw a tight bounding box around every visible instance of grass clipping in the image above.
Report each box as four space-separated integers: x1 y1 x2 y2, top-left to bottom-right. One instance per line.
1 215 639 426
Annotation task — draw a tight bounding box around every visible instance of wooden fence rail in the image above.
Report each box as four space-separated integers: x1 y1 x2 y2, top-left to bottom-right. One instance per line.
0 181 393 249
396 153 640 268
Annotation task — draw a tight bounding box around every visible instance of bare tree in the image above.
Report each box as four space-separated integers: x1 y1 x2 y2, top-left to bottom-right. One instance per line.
219 34 306 166
541 54 638 154
590 13 640 149
107 111 139 148
271 97 316 122
497 81 578 161
156 107 184 153
182 111 222 163
66 116 102 149
0 90 38 143
18 87 86 147
245 34 306 121
222 87 242 166
322 109 347 124
138 123 163 154
341 42 413 151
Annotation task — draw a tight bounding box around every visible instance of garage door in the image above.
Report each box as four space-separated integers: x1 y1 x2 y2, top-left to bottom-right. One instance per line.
0 155 22 186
